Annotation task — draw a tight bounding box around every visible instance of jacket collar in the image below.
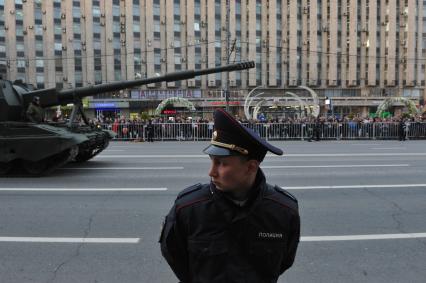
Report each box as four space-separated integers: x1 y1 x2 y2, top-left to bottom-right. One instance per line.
209 169 269 224
209 169 267 207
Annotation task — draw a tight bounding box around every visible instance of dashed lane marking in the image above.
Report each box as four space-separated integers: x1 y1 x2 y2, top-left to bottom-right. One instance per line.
0 188 168 192
2 233 425 243
62 165 408 170
96 152 426 158
371 147 407 150
62 167 184 170
0 237 140 243
263 164 409 169
351 143 384 146
301 233 426 242
283 184 426 190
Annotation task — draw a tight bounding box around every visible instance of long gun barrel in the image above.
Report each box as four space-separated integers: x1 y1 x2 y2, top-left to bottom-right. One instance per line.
33 61 255 107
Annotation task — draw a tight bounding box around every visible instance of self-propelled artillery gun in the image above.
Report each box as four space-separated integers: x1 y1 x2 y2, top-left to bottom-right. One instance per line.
0 61 255 176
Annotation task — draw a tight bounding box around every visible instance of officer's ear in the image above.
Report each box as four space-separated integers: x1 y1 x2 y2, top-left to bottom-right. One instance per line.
245 159 260 175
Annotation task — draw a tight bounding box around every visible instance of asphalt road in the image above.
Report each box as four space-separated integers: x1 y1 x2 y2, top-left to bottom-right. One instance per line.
0 140 425 283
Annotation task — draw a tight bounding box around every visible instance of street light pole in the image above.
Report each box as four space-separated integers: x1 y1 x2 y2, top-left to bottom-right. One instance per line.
325 96 334 117
225 0 230 111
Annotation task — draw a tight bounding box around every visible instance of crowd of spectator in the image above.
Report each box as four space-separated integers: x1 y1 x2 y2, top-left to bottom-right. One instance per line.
90 113 426 128
88 112 426 141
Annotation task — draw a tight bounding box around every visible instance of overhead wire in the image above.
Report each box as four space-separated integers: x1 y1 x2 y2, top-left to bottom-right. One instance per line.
0 37 424 64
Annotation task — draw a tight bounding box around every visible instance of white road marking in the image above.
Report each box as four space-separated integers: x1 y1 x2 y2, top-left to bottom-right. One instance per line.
283 184 426 190
3 233 425 243
106 146 137 149
0 237 140 243
62 167 184 170
103 149 125 152
272 153 424 157
96 152 426 158
0 188 167 192
97 154 208 158
301 233 426 242
263 164 409 169
351 144 384 146
371 147 406 150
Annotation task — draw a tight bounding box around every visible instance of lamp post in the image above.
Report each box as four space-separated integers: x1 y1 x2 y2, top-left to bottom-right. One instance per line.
225 0 231 111
325 96 333 117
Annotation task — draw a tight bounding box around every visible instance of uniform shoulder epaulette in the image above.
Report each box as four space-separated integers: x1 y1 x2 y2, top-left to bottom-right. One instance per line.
263 184 299 213
176 183 203 200
175 183 211 213
273 185 298 203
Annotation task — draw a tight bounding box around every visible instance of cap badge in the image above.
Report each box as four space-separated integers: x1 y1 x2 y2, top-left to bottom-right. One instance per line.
212 130 218 141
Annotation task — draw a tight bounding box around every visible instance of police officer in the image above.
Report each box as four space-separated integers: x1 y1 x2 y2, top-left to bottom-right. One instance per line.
398 118 406 141
160 109 300 283
314 117 321 141
26 96 44 123
146 119 154 142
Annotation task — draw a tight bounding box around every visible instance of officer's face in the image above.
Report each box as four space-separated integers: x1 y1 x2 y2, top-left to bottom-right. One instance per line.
208 155 258 192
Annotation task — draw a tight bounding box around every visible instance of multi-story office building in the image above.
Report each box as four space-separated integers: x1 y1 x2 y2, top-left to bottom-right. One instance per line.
1 0 425 119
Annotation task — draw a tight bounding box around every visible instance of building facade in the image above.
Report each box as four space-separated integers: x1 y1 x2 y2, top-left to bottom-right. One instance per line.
1 0 425 119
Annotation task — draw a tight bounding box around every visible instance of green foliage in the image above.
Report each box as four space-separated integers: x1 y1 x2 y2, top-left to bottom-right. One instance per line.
140 112 150 120
376 97 418 117
155 97 196 115
380 111 391 118
401 112 411 119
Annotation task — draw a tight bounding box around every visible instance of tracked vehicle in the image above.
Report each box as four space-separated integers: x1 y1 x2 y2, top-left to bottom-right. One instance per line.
0 61 255 176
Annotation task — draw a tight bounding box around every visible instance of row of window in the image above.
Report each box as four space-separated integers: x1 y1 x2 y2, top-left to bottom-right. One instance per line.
1 1 424 87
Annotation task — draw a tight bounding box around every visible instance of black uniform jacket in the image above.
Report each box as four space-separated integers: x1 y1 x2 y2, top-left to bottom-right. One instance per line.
160 170 300 283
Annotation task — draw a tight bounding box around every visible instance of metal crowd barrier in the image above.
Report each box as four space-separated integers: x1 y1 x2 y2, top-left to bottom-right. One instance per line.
101 122 426 141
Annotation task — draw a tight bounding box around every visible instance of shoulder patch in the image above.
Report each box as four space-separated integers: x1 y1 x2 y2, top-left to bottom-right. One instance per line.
263 184 299 213
274 185 298 203
177 183 203 200
175 183 211 213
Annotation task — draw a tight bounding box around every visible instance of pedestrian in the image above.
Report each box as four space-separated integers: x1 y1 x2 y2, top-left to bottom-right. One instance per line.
207 119 214 138
398 118 406 141
160 108 300 283
146 119 154 142
26 96 44 123
404 119 410 140
314 117 322 141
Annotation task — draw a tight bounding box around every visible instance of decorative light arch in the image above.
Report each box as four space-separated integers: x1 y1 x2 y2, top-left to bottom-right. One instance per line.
252 99 268 120
376 97 418 117
286 91 312 117
298 85 320 118
154 97 196 115
244 86 264 120
243 85 321 120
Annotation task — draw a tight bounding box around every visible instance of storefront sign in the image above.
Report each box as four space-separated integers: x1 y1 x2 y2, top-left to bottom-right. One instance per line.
163 110 177 114
93 103 117 108
131 89 202 100
209 101 241 106
89 101 129 109
198 101 241 107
